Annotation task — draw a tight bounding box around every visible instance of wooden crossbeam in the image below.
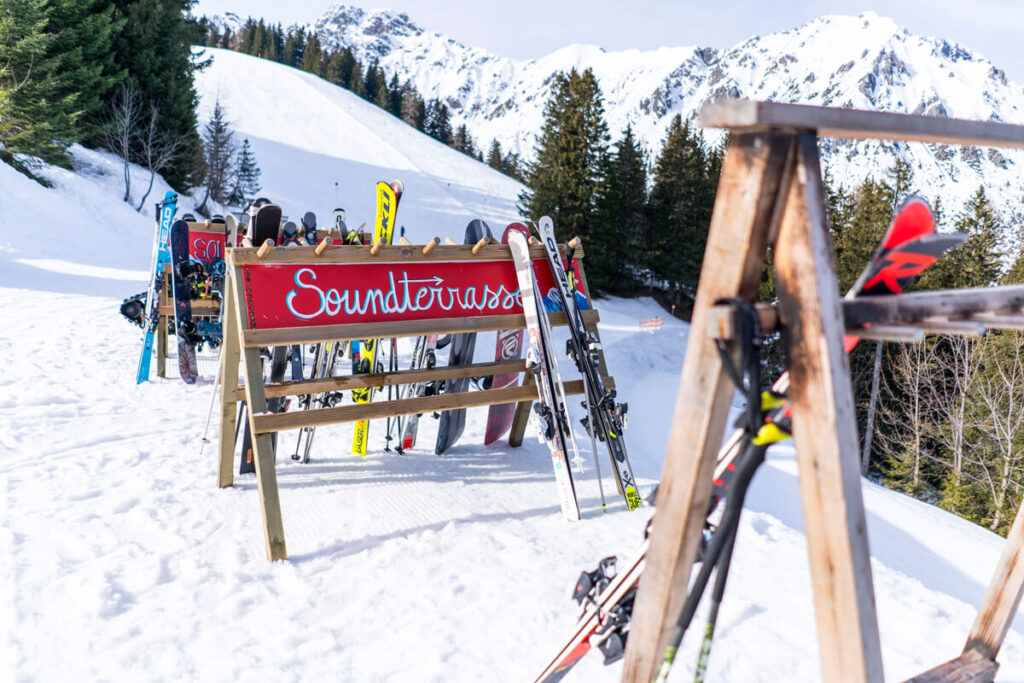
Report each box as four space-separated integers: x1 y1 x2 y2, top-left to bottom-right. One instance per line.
241 310 599 347
700 99 1024 149
251 378 611 434
157 300 221 316
904 648 997 683
230 242 583 264
236 358 527 400
708 286 1024 339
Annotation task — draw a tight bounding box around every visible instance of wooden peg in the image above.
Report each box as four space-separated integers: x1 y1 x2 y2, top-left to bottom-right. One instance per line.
528 236 540 246
568 237 581 249
471 237 488 254
256 239 274 258
399 236 411 246
241 237 254 249
422 237 440 255
370 238 385 256
315 237 332 256
444 236 457 245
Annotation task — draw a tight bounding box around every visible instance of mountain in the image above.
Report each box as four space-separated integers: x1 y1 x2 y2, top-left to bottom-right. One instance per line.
3 46 1023 681
311 6 1024 222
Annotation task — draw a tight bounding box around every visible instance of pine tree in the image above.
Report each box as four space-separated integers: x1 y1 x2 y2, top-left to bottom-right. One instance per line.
424 99 452 144
645 114 713 306
591 125 648 293
107 0 200 188
229 138 261 206
374 77 390 111
336 48 357 89
400 86 425 129
387 73 402 116
348 62 365 98
517 68 610 244
322 51 344 86
198 98 236 214
486 139 503 169
0 0 79 168
47 0 125 133
919 186 1003 290
451 125 476 156
301 34 322 75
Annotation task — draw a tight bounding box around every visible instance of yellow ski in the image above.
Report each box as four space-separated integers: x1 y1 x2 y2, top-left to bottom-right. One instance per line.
351 180 402 455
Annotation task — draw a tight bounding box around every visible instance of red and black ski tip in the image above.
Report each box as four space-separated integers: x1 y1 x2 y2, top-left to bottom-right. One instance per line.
858 232 967 296
882 195 935 251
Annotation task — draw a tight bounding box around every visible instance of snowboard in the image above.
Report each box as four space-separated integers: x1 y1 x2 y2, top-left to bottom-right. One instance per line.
351 180 403 456
484 223 532 445
251 203 282 247
435 219 494 454
301 211 318 245
169 219 198 384
136 191 178 383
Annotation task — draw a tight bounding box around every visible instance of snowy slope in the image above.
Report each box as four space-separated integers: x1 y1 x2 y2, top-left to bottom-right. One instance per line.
308 6 1024 221
193 47 524 241
3 48 1024 682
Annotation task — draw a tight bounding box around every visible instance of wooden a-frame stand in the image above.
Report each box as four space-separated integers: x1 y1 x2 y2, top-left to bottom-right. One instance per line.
216 239 616 562
623 100 1024 682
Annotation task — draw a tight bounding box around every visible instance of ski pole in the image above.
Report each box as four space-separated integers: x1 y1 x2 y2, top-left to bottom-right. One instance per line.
581 372 607 510
198 350 223 455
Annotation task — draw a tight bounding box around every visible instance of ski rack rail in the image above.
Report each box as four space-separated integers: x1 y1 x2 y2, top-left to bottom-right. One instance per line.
624 99 1024 683
216 239 615 562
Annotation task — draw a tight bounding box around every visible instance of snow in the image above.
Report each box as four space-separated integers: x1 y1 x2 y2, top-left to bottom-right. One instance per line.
3 47 1023 682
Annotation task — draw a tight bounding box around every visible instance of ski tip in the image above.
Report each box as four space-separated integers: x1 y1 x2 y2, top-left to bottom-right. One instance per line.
885 196 935 249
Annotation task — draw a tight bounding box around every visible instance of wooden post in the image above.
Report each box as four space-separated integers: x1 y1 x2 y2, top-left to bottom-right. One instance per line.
622 132 797 682
231 263 287 562
216 271 241 489
508 370 535 448
964 498 1024 660
772 134 883 682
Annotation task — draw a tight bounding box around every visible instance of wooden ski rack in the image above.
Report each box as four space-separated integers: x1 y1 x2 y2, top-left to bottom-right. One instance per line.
216 239 615 562
622 100 1024 683
153 263 221 377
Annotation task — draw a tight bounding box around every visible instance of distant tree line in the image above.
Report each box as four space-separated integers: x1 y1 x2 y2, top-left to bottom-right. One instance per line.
518 67 722 307
523 67 1024 535
189 16 526 183
825 162 1024 536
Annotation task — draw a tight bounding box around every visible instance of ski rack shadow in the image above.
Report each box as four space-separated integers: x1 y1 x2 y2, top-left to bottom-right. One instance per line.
624 99 1024 683
215 238 616 562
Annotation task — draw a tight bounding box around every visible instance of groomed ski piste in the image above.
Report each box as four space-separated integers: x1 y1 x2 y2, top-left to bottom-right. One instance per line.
2 47 1023 681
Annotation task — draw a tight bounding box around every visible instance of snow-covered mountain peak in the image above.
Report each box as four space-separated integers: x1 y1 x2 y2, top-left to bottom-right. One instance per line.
302 6 1024 221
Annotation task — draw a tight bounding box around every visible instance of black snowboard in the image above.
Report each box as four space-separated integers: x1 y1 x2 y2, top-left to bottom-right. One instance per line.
239 346 289 475
170 219 198 384
251 203 282 246
435 219 493 454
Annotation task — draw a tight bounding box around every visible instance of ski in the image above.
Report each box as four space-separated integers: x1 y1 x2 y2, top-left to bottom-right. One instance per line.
508 230 581 522
351 180 403 456
402 334 445 450
536 217 641 510
533 196 965 681
435 219 494 454
484 223 531 445
136 191 178 383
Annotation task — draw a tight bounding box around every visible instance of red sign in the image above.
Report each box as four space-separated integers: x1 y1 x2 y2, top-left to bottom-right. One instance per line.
240 258 587 329
189 229 227 264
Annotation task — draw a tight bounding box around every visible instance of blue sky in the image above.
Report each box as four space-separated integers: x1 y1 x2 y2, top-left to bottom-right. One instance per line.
193 0 1024 82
